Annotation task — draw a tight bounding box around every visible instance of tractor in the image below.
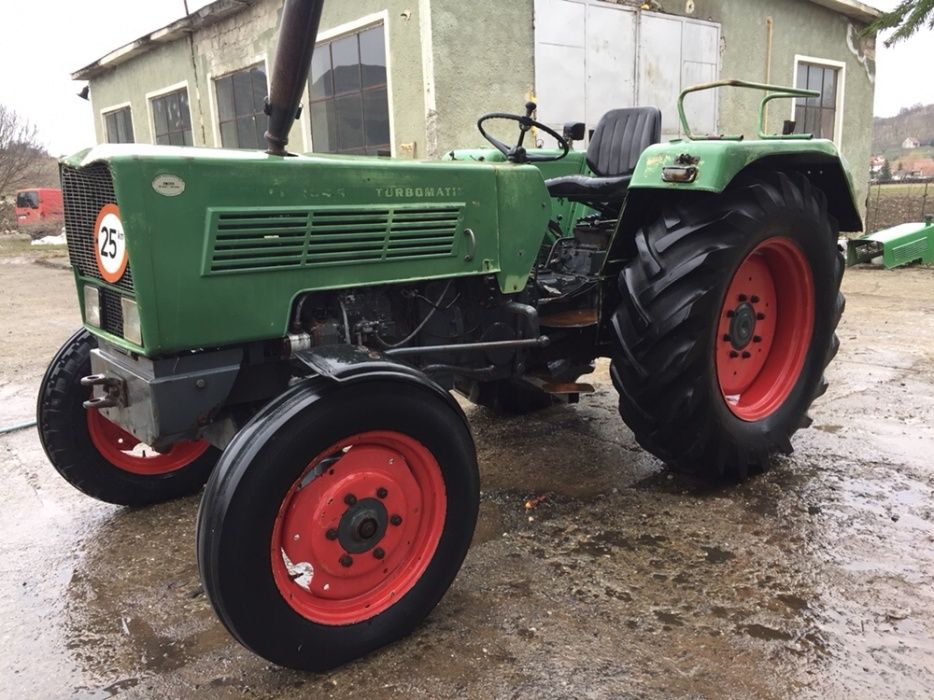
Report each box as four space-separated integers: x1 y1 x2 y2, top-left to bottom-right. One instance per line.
37 0 857 671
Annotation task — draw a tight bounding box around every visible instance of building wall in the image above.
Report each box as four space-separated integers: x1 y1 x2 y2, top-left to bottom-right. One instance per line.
429 0 536 157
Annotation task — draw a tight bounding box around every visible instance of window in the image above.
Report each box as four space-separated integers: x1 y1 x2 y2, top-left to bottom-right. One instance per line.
215 65 268 149
15 191 39 209
793 62 839 140
104 107 134 144
152 88 193 146
309 24 391 155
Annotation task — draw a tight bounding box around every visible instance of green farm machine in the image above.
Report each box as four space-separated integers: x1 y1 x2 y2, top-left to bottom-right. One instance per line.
38 0 859 670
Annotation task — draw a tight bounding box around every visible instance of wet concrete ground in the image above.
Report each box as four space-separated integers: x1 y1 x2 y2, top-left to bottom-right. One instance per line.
1 254 933 698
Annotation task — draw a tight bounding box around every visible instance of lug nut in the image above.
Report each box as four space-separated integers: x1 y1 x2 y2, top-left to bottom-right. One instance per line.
742 351 751 359
377 487 388 499
390 514 403 526
722 334 731 342
757 312 766 320
729 351 739 359
373 547 385 560
726 310 735 318
326 528 339 540
344 494 357 506
339 554 353 567
751 295 760 303
753 335 762 343
738 294 748 302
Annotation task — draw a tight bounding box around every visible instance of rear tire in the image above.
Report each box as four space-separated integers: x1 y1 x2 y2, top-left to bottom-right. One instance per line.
197 378 479 671
610 173 844 479
37 329 220 506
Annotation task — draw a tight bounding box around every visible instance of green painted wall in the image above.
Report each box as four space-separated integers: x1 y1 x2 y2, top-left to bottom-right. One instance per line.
429 0 536 157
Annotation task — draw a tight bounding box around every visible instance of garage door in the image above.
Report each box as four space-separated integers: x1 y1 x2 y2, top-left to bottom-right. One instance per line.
534 0 720 144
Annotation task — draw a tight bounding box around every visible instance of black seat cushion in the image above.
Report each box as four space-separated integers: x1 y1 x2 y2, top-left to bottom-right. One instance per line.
545 107 661 202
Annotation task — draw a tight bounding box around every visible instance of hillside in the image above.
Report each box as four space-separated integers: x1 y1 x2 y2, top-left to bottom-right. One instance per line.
873 104 934 153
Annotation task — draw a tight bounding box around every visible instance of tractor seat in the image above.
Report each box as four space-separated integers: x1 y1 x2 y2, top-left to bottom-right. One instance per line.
545 107 661 202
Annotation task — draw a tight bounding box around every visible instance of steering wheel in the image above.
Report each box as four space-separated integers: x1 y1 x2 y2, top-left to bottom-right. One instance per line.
477 102 569 163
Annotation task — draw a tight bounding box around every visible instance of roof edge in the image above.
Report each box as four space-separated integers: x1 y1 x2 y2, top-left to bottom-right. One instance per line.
71 0 254 81
807 0 883 24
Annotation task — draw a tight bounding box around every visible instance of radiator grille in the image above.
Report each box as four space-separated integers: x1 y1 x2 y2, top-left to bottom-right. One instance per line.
61 164 135 293
893 238 927 265
98 287 125 338
207 205 462 274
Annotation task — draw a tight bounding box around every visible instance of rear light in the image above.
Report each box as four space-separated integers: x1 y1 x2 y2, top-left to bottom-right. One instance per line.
84 286 101 327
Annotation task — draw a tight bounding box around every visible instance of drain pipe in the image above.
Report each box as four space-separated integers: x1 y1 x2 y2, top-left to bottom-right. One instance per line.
265 0 326 156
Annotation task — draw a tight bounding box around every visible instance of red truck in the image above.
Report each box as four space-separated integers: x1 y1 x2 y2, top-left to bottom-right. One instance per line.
15 187 64 230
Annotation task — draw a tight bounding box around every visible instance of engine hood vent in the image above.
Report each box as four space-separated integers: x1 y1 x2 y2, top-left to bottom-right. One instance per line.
205 204 463 274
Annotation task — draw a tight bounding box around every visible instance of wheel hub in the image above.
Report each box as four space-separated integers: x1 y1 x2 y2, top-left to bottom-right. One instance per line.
727 302 757 349
338 498 388 554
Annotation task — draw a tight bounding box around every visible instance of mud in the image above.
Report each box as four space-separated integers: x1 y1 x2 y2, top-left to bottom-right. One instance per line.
2 253 934 698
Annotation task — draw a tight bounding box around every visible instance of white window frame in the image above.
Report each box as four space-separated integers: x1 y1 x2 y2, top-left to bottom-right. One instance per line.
207 54 270 150
145 80 193 146
791 55 846 150
100 101 134 144
302 10 395 156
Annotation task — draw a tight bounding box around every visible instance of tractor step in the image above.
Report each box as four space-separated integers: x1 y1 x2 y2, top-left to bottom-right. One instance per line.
523 376 596 395
539 308 598 328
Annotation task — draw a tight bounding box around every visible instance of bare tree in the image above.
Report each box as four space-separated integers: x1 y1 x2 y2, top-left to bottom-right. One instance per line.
867 0 934 47
0 104 46 196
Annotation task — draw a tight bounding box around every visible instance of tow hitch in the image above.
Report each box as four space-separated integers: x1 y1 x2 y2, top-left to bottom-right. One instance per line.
80 373 127 409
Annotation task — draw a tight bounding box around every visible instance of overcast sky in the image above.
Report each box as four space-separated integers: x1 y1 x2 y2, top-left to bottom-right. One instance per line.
0 0 928 155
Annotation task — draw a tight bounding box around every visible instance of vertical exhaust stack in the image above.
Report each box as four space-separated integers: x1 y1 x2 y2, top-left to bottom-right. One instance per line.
265 0 326 156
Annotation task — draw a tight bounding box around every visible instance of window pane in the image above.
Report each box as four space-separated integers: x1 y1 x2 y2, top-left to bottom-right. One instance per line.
806 65 822 107
236 116 257 149
820 109 835 139
250 67 268 115
310 45 333 99
363 87 390 147
822 69 837 109
793 104 806 133
804 105 819 135
183 129 193 146
360 27 386 87
216 77 235 122
220 120 238 148
331 35 361 94
156 133 171 145
310 101 338 152
153 98 169 137
796 63 807 90
334 94 364 150
232 71 253 117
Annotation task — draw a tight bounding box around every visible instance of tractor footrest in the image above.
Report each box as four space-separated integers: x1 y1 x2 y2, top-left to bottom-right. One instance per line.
539 308 598 328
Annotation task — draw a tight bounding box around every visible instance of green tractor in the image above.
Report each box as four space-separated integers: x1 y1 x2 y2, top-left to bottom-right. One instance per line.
37 0 856 671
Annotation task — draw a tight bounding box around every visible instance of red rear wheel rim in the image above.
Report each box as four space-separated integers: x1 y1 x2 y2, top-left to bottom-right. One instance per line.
716 236 815 421
86 409 210 475
270 431 446 626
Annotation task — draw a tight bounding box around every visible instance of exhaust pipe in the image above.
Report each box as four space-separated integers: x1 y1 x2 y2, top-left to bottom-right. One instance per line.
265 0 326 156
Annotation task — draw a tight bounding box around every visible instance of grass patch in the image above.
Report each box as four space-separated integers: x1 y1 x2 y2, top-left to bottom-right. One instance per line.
0 236 68 261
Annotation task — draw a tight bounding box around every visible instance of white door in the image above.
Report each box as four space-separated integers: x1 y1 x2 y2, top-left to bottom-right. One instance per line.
534 0 720 143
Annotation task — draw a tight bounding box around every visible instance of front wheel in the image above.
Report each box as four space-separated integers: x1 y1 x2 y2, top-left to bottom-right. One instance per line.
37 329 220 506
197 378 479 671
610 173 844 479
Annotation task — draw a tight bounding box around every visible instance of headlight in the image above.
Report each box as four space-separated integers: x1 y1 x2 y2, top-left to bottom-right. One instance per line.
83 285 101 327
121 297 142 345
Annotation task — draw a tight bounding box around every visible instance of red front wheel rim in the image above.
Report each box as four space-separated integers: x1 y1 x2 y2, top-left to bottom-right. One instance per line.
716 236 815 421
270 431 447 626
86 409 210 475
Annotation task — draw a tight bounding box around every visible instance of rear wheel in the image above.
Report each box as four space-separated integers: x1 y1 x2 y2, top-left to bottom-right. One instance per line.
37 329 219 506
197 378 479 671
610 173 844 479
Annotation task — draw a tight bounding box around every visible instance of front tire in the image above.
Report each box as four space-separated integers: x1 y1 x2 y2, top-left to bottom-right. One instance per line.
610 173 844 479
37 329 220 506
197 378 479 671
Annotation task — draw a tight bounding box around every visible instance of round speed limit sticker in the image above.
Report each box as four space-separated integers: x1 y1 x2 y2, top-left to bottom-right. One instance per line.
93 204 128 283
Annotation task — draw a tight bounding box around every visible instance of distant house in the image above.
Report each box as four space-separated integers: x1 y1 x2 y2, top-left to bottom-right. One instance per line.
902 137 921 149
